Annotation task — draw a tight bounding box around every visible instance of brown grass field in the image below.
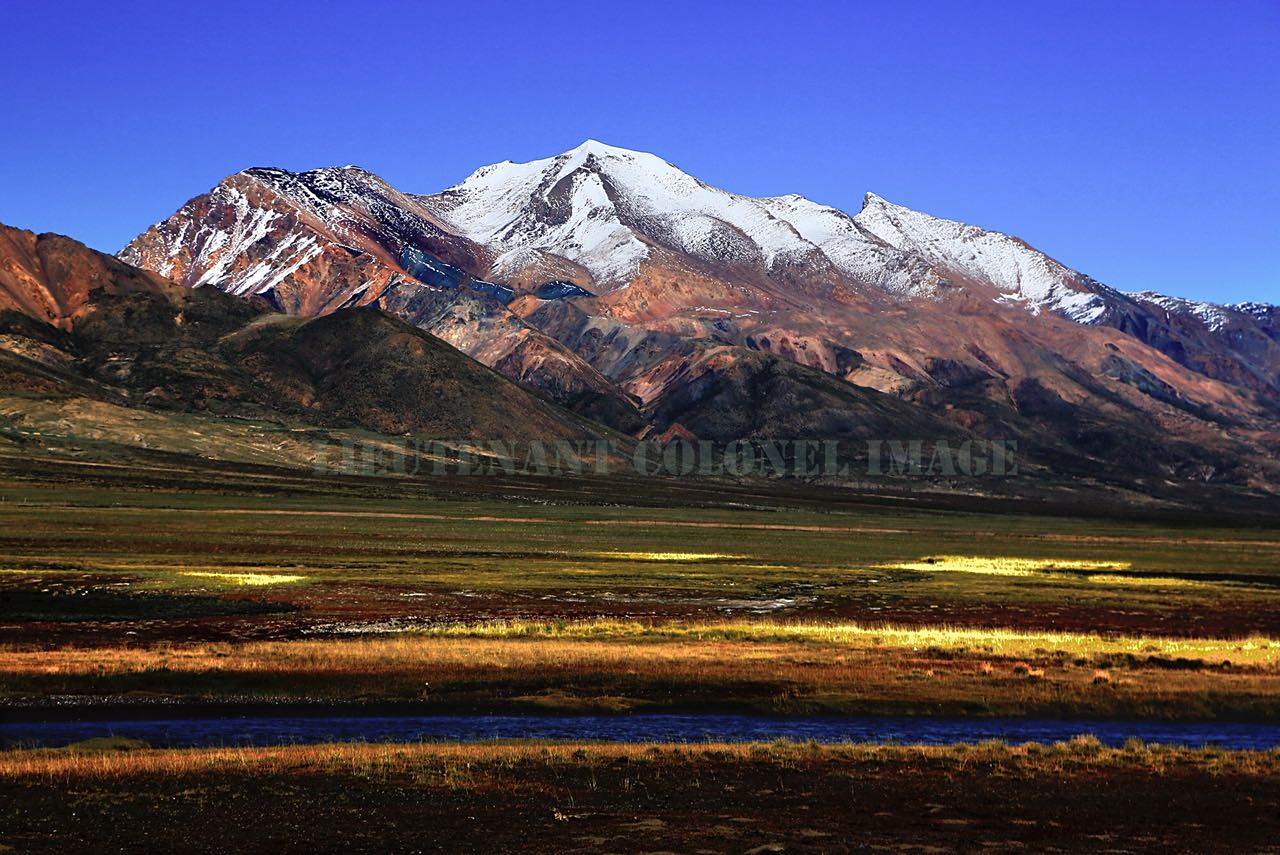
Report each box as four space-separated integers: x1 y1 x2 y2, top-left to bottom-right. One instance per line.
1 739 1279 852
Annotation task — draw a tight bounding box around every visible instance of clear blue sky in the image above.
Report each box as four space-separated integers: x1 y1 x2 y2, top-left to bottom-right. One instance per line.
2 0 1276 303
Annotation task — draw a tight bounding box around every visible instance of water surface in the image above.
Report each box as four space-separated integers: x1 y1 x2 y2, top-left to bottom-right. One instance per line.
4 713 1280 750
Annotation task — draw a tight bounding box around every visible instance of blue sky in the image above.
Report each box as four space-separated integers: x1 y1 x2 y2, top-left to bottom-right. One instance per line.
1 0 1276 303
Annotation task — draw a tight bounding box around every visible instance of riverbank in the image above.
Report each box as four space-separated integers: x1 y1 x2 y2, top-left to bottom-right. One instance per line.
2 739 1278 852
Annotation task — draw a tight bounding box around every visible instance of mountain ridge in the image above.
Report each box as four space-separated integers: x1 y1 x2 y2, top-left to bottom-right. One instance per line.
110 144 1280 494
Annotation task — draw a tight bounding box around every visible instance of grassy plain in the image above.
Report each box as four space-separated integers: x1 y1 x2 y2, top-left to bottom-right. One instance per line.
4 477 1280 640
2 471 1280 718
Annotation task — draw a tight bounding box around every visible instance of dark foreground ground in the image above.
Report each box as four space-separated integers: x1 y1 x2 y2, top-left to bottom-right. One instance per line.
2 741 1278 853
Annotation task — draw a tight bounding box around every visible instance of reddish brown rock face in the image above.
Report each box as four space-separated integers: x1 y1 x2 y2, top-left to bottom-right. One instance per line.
0 225 178 328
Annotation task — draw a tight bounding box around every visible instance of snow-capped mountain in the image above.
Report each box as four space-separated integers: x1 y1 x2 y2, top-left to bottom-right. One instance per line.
420 141 1118 321
417 142 1279 397
114 142 1280 491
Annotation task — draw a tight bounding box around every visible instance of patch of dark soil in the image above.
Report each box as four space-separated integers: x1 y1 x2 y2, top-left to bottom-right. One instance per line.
0 586 292 623
0 752 1275 852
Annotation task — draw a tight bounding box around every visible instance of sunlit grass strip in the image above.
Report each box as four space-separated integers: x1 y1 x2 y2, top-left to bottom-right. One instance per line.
180 571 305 586
883 556 1132 577
586 552 743 562
883 556 1219 589
3 739 1278 781
5 620 1274 675
1087 574 1215 588
411 619 1279 660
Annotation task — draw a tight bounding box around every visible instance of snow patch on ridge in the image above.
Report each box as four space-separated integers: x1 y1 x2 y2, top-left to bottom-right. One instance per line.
231 233 324 296
852 192 1109 322
187 185 283 289
758 194 940 295
1127 291 1234 332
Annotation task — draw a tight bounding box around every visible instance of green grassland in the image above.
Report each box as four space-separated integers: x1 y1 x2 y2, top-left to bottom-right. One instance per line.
3 475 1279 634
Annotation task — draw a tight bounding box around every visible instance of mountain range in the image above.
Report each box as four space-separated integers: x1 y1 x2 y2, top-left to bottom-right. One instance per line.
4 141 1278 501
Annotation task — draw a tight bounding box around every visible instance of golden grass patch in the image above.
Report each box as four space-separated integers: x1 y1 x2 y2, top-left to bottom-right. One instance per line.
180 571 306 586
2 740 1278 782
586 552 742 562
1087 574 1213 589
4 620 1276 676
406 619 1278 663
884 556 1132 578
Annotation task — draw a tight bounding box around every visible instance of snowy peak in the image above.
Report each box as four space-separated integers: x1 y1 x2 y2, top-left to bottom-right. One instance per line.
421 142 1129 319
860 191 893 210
569 138 631 155
554 140 697 186
421 141 922 290
424 143 650 285
449 140 681 204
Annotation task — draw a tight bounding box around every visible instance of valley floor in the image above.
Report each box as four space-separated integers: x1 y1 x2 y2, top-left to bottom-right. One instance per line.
2 460 1279 850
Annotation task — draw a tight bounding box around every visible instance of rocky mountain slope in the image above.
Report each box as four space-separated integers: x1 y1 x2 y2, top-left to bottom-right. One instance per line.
120 167 644 431
0 223 621 443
